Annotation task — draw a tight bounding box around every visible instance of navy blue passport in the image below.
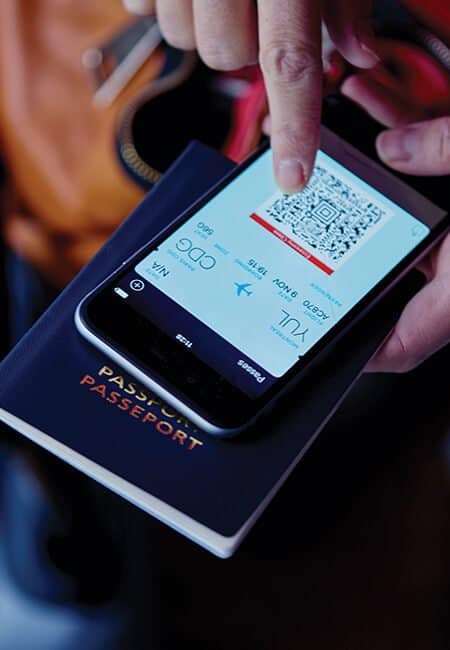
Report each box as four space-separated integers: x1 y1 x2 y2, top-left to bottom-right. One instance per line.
0 142 422 558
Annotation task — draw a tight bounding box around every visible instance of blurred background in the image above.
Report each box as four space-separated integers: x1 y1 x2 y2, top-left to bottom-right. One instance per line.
0 0 449 648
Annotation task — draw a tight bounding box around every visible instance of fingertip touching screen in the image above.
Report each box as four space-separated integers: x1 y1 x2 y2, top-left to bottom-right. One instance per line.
112 140 436 398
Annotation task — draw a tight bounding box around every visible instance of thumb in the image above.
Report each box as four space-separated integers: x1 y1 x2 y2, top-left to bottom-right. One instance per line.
367 271 450 373
376 116 450 175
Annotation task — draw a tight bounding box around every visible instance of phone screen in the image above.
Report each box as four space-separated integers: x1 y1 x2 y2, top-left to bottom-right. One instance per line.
107 134 446 401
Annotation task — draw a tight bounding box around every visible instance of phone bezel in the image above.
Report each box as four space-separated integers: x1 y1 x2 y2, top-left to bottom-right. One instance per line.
77 99 450 434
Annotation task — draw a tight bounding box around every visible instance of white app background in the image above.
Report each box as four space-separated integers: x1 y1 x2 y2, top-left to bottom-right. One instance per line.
136 150 428 377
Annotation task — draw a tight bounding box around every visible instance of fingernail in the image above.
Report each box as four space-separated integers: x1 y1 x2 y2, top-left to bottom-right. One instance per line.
355 20 381 65
377 126 421 163
278 159 306 193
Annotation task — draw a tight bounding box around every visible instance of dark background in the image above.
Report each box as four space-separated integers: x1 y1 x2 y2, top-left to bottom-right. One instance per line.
151 347 450 649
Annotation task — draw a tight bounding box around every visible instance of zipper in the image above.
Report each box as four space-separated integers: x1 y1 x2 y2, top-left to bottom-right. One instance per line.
116 48 197 190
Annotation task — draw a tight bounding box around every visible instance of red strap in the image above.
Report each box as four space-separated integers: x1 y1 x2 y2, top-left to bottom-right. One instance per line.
221 68 267 163
402 0 450 43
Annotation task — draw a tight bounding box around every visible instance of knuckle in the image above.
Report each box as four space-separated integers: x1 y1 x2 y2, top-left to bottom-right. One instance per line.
436 117 450 167
260 43 320 85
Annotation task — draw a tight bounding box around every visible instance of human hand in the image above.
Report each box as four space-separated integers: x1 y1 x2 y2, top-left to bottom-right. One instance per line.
122 0 155 14
342 61 450 372
145 1 379 192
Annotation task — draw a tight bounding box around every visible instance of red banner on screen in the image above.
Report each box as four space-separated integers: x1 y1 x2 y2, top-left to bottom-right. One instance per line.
250 213 334 275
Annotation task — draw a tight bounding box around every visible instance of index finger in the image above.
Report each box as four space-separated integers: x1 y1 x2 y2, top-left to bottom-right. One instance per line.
257 0 322 192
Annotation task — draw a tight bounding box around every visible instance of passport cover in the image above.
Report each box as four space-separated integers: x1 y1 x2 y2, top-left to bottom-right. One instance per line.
0 142 422 558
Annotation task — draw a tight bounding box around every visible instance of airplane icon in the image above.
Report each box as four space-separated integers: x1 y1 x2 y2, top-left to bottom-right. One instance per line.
234 282 253 297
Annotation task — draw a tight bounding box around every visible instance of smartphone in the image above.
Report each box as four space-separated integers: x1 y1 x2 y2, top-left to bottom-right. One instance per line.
75 98 449 436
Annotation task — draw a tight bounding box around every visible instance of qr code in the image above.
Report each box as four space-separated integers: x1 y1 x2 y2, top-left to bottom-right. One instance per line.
263 165 389 267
